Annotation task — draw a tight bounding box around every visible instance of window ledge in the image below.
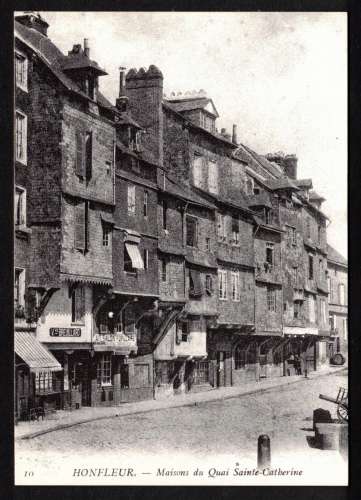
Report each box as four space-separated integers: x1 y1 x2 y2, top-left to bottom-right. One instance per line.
15 225 32 235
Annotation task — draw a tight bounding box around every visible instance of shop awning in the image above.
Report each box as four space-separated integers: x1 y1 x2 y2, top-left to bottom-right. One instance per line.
125 242 144 269
283 326 319 336
15 331 63 373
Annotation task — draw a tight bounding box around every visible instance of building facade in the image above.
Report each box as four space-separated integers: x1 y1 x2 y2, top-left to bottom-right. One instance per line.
327 244 348 359
14 13 339 417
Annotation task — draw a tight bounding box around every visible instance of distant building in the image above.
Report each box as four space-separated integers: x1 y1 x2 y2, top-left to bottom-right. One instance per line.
327 244 348 359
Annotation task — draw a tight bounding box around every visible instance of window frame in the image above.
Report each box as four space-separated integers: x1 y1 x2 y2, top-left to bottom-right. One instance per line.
14 267 26 308
143 248 149 270
71 284 85 325
143 190 148 218
161 258 167 282
186 215 198 248
338 283 345 305
15 50 28 92
15 110 27 165
102 223 111 247
267 287 276 312
308 254 314 280
97 353 112 387
218 269 227 300
205 274 213 296
217 213 227 242
15 185 27 227
127 183 136 214
231 271 240 302
266 243 274 266
193 153 203 188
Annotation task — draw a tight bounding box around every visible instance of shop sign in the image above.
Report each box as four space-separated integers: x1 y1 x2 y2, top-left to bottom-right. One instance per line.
49 328 81 337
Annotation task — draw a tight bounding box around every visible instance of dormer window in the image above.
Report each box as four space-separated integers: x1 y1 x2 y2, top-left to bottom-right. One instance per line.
199 111 215 133
129 128 141 152
15 50 28 92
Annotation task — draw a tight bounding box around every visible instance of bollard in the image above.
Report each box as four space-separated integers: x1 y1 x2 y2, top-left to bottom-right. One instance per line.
304 368 308 378
257 434 271 469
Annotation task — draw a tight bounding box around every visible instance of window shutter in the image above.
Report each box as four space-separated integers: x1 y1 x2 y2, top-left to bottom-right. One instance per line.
85 132 92 180
80 286 85 319
74 202 85 250
75 130 85 177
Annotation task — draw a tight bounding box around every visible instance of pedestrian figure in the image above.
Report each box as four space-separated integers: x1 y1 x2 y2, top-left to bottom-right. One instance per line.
294 354 302 375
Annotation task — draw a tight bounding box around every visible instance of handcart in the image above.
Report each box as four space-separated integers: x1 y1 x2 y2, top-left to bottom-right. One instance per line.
319 386 348 422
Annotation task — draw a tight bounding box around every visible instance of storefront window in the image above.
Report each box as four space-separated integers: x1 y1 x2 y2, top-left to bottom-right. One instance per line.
35 371 54 393
97 354 112 386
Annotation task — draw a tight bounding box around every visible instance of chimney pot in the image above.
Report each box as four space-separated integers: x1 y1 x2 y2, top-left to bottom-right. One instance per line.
221 128 226 135
84 38 90 57
232 124 238 145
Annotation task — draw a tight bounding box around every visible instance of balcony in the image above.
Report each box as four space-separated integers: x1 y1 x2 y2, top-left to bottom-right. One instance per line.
93 331 137 355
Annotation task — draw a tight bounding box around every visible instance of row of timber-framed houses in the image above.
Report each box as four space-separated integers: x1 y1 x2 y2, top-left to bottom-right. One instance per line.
14 12 336 418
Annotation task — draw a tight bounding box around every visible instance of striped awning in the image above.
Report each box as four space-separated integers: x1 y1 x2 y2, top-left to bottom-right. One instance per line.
125 242 144 269
61 273 112 286
15 331 63 373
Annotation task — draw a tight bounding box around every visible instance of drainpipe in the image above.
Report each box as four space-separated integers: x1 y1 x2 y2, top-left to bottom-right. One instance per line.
182 202 189 298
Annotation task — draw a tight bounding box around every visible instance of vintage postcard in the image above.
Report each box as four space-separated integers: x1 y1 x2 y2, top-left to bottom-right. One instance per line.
14 10 347 486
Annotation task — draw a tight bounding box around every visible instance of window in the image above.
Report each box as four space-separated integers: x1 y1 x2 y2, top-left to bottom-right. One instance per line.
338 284 345 305
127 184 136 214
143 191 148 217
217 213 227 242
193 361 209 384
253 187 260 195
266 243 274 266
234 345 246 370
177 321 189 342
294 300 303 319
35 372 54 394
193 154 203 187
329 314 336 331
14 268 25 307
74 201 89 252
205 275 213 295
161 258 167 282
267 287 276 312
246 177 254 195
206 238 211 251
308 255 314 280
265 208 272 225
15 51 28 91
124 244 136 273
186 216 198 247
309 295 316 323
208 160 218 194
98 308 108 334
218 270 227 300
162 199 167 230
15 111 27 164
292 267 298 286
131 157 140 173
143 249 149 270
231 272 240 301
71 285 85 324
122 307 137 339
102 224 111 247
106 161 112 175
231 216 239 244
318 225 322 244
286 225 296 245
306 218 311 239
75 130 92 179
97 354 112 387
15 186 26 226
189 269 203 298
327 277 332 299
343 318 348 340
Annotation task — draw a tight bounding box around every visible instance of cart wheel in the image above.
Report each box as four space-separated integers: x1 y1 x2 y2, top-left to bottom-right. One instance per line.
337 402 348 422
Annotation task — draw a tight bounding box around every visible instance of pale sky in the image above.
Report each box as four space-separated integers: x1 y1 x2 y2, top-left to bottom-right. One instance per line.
36 11 347 258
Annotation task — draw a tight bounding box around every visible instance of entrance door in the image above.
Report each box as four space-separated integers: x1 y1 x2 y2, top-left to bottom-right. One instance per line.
259 354 268 378
78 363 91 406
217 351 225 387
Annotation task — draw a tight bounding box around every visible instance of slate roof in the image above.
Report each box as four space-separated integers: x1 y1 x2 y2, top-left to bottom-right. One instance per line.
15 20 114 112
161 175 216 210
327 244 347 267
267 177 300 191
309 190 326 202
165 96 219 117
295 178 313 189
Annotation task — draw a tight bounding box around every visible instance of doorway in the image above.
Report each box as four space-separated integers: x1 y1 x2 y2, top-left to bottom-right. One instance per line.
217 351 226 387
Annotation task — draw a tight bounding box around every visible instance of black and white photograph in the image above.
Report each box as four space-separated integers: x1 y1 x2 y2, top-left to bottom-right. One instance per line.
14 10 347 486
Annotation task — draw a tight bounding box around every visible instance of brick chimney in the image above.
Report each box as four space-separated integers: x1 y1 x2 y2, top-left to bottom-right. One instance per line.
116 67 129 112
15 12 49 36
83 38 90 58
126 65 164 166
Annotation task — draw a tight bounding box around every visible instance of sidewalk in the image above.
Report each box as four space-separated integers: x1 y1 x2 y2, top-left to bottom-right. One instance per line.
15 364 347 441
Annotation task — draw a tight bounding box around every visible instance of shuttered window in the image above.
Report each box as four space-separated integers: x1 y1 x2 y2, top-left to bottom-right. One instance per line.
75 130 92 179
74 201 89 251
71 285 85 323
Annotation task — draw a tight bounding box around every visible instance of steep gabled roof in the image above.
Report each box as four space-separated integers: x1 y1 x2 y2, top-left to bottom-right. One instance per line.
161 175 216 210
309 190 326 202
295 178 313 189
327 244 347 267
15 20 114 112
234 144 284 180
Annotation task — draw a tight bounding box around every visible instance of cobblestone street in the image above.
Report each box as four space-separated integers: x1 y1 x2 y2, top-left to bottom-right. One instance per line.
16 370 348 485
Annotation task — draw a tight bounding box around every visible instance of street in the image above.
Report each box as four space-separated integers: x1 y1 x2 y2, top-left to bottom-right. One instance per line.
15 370 348 485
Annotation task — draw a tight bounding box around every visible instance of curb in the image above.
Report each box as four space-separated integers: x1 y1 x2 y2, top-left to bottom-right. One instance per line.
18 366 347 441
